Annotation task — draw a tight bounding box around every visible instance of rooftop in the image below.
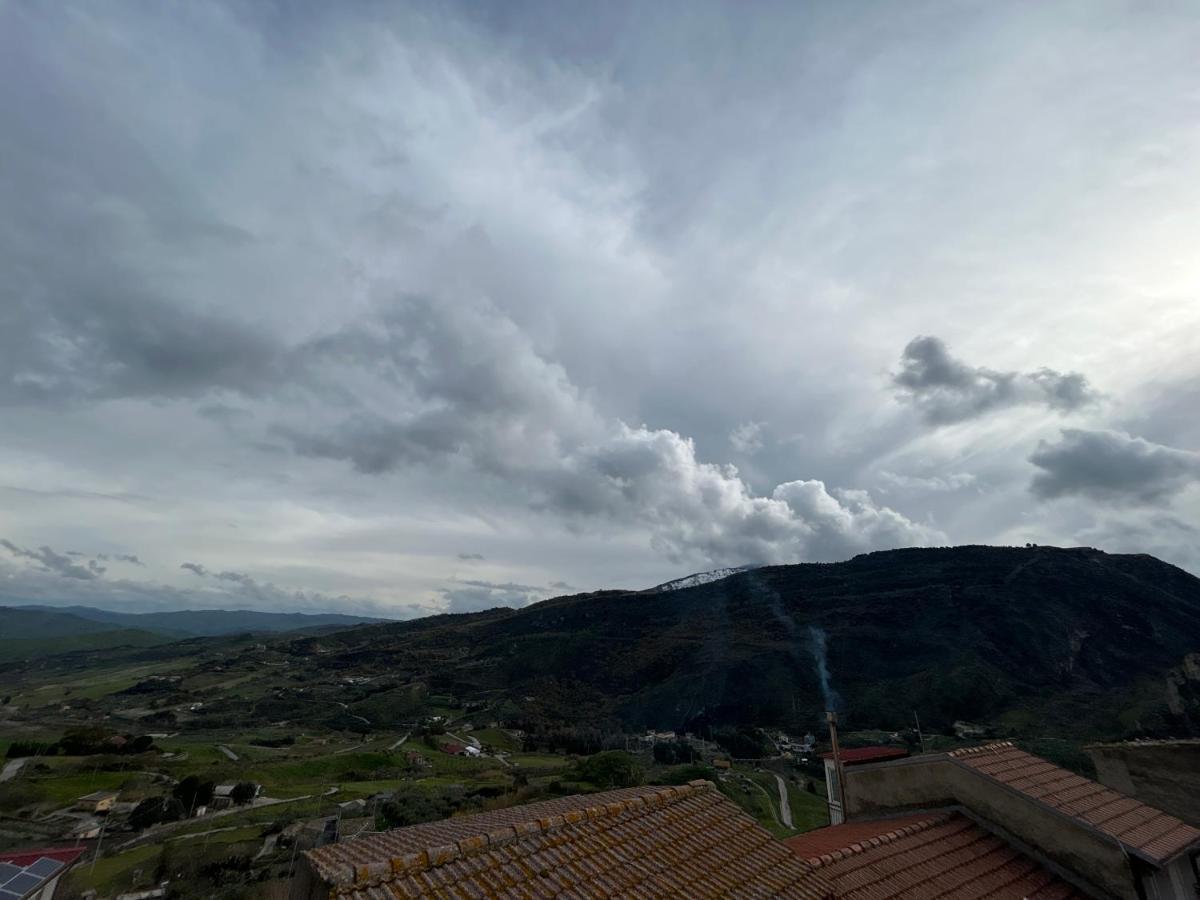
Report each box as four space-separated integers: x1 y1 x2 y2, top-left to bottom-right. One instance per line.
0 847 84 900
786 811 1088 900
821 746 910 766
949 742 1200 865
304 781 833 899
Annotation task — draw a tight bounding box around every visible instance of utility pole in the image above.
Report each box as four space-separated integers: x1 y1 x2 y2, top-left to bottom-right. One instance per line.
913 710 926 754
90 817 107 874
826 711 847 824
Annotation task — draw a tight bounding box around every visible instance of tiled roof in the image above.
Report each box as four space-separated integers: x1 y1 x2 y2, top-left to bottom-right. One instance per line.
0 847 84 867
305 781 834 899
787 811 1088 900
783 814 940 859
820 747 909 766
949 742 1200 865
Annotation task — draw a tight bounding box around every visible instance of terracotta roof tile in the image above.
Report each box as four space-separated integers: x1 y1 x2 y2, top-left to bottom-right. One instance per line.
784 814 939 861
785 811 1089 900
305 781 833 899
820 746 910 765
948 742 1200 864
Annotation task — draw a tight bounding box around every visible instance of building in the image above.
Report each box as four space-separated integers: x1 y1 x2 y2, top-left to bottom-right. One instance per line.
403 750 429 768
785 811 1089 898
821 746 909 824
209 782 261 810
827 741 1200 899
294 782 835 899
0 846 84 900
74 790 119 815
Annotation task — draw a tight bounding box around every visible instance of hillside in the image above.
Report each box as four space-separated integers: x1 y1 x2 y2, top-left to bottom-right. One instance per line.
9 605 386 637
289 546 1200 741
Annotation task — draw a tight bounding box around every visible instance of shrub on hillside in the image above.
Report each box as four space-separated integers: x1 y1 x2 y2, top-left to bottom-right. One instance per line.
572 751 643 789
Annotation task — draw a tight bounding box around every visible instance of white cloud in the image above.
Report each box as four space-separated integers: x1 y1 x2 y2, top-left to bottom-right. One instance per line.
730 421 766 455
0 1 1198 614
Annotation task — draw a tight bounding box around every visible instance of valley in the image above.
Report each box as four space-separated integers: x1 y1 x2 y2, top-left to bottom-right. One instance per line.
1 545 1198 898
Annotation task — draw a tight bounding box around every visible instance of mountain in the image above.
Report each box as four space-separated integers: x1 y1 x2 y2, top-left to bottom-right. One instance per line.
286 545 1200 741
649 566 756 592
11 605 387 637
0 608 172 663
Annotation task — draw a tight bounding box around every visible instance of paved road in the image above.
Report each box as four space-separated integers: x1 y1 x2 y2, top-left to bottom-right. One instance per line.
0 758 26 783
217 744 239 761
444 731 480 749
774 774 794 829
387 732 410 750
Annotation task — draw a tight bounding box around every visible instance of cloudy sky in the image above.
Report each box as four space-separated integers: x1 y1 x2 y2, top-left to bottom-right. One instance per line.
3 1 1199 617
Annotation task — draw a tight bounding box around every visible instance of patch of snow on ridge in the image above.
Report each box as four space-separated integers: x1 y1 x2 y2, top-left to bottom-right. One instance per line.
649 566 757 593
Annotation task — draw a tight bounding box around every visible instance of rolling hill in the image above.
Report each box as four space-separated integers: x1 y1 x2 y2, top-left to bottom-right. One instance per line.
0 605 387 664
286 545 1200 741
7 605 386 637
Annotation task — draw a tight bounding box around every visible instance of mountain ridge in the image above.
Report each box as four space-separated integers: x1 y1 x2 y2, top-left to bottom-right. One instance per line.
7 604 388 637
286 544 1200 741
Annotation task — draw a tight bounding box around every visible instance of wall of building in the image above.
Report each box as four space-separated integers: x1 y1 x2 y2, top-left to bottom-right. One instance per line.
844 757 1137 900
1087 742 1200 828
1143 856 1199 900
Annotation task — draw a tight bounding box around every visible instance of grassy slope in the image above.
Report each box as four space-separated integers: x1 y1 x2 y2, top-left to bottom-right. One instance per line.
0 629 171 663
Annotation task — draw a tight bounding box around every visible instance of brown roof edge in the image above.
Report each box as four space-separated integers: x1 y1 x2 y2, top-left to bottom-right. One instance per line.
946 740 1017 758
325 780 718 892
798 812 954 867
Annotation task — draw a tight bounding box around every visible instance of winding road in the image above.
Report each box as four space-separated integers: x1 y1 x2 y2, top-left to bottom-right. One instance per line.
773 773 794 829
0 758 26 783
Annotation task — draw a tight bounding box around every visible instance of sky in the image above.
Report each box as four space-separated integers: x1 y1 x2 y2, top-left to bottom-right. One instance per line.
2 1 1199 618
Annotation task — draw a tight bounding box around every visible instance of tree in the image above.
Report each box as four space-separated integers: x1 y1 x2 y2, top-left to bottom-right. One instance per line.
172 775 214 813
573 751 643 789
129 796 184 830
230 782 258 805
58 727 110 755
130 735 155 753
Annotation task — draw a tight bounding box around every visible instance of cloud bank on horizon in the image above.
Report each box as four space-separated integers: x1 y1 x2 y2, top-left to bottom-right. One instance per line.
1 1 1198 616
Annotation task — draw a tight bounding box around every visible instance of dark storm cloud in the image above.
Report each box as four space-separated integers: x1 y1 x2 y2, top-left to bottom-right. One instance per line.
1029 429 1200 503
0 8 279 408
1 539 100 580
1 279 285 405
893 337 1099 425
180 562 208 576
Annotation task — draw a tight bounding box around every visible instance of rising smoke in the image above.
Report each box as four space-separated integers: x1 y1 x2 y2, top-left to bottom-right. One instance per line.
747 571 843 715
808 626 842 713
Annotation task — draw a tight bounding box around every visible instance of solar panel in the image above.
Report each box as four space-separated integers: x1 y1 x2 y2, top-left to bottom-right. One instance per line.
25 858 61 877
0 866 17 882
0 889 21 900
3 873 40 893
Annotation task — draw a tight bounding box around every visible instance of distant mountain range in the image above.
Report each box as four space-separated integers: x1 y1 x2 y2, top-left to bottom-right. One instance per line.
285 545 1200 741
0 605 385 663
